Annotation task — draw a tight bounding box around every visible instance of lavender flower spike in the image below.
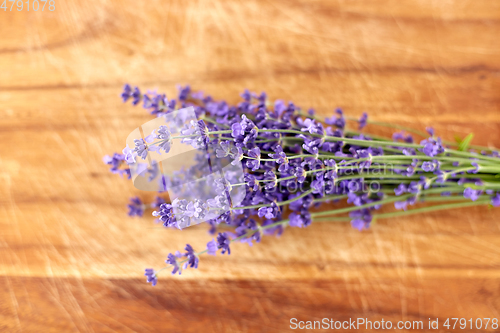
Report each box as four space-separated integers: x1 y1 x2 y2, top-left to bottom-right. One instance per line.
144 269 158 286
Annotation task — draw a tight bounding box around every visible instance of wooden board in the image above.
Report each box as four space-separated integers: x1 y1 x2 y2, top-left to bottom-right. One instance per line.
1 1 500 332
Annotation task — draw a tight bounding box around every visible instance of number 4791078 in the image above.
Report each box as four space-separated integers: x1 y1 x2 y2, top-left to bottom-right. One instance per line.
1 0 55 11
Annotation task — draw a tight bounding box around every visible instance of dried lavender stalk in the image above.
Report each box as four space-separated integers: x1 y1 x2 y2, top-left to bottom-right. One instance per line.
103 84 500 286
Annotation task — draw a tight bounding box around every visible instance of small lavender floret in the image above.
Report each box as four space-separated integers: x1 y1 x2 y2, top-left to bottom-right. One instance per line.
128 197 144 217
246 147 261 171
350 210 372 231
166 253 181 275
206 239 218 255
133 139 148 160
184 244 199 269
464 188 481 202
144 269 158 286
121 84 132 103
217 232 231 255
358 112 368 130
131 87 141 105
216 141 231 158
395 200 408 211
394 184 407 196
492 193 500 207
289 211 312 228
257 202 280 219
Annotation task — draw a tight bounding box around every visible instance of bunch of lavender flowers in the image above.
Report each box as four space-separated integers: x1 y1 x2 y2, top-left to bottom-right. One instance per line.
105 84 500 285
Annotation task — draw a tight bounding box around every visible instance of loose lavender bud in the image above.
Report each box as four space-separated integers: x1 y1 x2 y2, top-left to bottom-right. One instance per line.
492 193 500 207
178 85 191 101
358 112 368 130
206 239 218 255
395 200 408 211
127 197 144 217
144 269 158 286
121 84 132 103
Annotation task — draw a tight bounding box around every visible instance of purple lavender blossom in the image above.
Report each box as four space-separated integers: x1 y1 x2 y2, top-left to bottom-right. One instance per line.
109 84 500 285
420 137 445 157
301 118 322 135
217 232 231 255
166 253 181 275
244 173 259 191
468 162 480 174
121 84 132 103
156 125 172 154
131 87 141 105
153 203 177 228
289 211 312 228
269 145 288 165
241 89 251 102
122 145 136 164
263 171 277 190
464 188 481 201
206 239 218 255
231 122 245 138
492 193 500 207
350 210 372 231
422 161 436 172
128 197 144 217
358 112 368 130
178 85 191 101
133 139 148 160
144 269 157 286
103 153 130 178
230 146 244 166
325 108 345 129
294 167 307 183
257 202 280 219
395 200 408 210
394 184 407 196
216 141 231 158
246 147 261 171
184 244 199 269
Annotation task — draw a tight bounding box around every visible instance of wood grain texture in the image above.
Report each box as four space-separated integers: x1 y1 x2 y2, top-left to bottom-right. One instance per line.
1 1 500 332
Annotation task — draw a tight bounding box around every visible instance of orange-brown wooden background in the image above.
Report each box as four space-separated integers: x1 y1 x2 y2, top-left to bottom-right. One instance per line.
1 1 500 332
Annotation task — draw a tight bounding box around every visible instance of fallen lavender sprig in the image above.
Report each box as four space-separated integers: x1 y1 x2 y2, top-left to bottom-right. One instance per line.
104 84 500 286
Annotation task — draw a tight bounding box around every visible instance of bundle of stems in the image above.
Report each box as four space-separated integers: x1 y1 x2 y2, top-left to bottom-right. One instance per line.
104 84 500 285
